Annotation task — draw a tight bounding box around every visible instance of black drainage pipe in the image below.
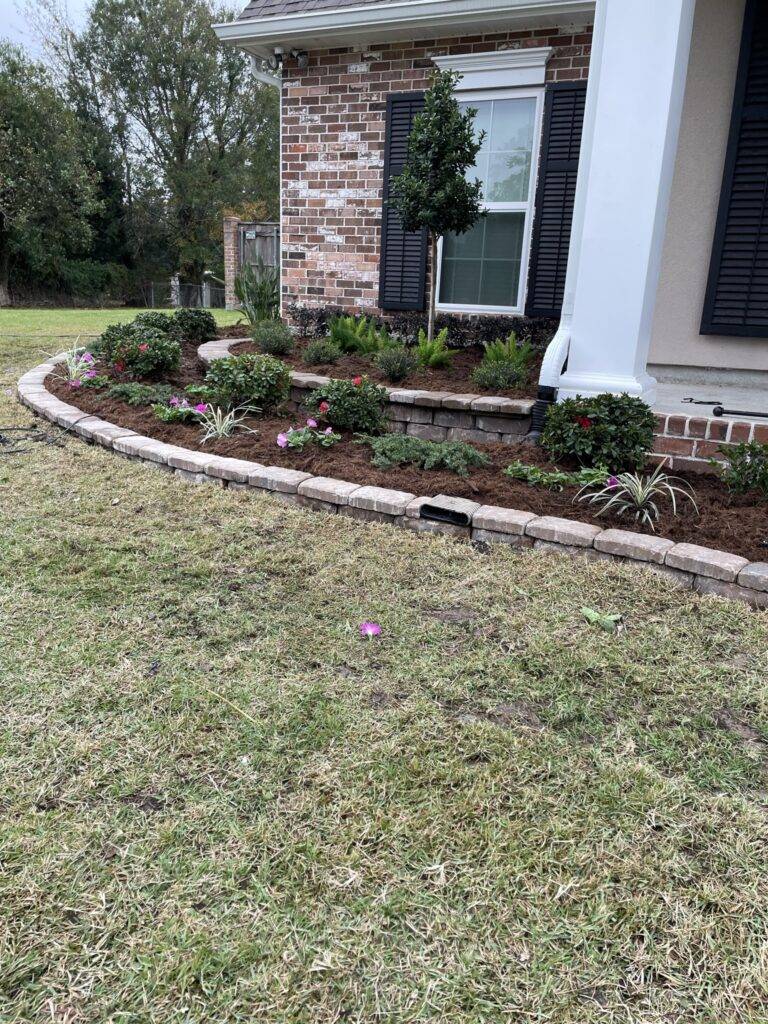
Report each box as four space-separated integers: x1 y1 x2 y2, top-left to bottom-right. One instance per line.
420 504 473 528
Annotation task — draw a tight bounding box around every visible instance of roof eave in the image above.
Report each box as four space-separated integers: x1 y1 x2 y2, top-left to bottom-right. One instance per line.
213 0 595 60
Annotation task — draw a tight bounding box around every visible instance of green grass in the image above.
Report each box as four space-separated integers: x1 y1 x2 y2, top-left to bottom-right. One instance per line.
1 321 767 1022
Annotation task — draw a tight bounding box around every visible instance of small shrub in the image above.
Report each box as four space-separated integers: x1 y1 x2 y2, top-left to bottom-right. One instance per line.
358 434 490 477
202 353 291 412
172 307 218 343
111 328 182 377
93 323 134 362
198 406 256 444
132 311 175 334
718 441 768 498
252 319 294 356
329 315 394 355
471 361 525 393
542 394 655 472
577 461 698 531
302 340 342 366
504 461 609 491
415 327 453 369
307 377 388 434
374 346 417 383
107 381 175 406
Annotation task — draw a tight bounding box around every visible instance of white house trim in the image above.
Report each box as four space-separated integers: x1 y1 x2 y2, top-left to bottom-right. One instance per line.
213 0 595 59
432 48 552 90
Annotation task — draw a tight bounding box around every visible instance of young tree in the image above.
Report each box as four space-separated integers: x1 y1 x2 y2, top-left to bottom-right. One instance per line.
389 70 485 341
0 44 99 305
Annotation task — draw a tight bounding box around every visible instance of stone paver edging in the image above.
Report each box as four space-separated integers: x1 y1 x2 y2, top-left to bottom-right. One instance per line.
201 337 534 445
17 355 768 610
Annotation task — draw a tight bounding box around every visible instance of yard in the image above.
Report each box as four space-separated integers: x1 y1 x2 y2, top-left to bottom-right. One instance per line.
1 311 768 1022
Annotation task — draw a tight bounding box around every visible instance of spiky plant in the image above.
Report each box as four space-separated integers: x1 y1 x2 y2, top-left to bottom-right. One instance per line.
198 406 256 444
576 460 698 531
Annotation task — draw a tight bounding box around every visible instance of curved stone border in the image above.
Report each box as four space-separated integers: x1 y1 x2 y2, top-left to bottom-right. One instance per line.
17 356 768 610
203 337 534 444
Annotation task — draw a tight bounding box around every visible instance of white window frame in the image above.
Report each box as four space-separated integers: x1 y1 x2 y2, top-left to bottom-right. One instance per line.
435 84 545 316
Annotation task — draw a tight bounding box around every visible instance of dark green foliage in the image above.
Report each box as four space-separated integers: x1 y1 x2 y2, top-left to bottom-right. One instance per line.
504 461 609 491
106 381 175 406
328 315 393 355
302 340 342 366
374 346 417 383
470 361 527 392
542 394 656 472
471 334 534 391
252 319 294 356
718 442 768 498
171 308 217 343
132 311 175 334
307 378 389 434
235 261 280 324
93 323 134 363
358 434 491 477
114 329 181 376
286 303 346 339
415 328 453 369
202 353 290 412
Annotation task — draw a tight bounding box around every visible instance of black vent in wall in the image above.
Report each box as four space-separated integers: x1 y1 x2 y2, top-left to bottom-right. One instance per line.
702 0 768 337
378 91 429 312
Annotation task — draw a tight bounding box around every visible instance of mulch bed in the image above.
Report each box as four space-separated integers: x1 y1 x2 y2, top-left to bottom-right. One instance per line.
47 340 768 562
227 335 541 400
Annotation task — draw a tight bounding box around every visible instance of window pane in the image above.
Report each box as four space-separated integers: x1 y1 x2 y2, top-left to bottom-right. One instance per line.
491 97 536 152
460 96 536 201
487 151 532 202
439 212 525 309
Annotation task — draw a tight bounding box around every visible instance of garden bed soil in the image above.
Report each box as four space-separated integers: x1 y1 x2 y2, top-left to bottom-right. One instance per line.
227 335 541 400
47 343 768 562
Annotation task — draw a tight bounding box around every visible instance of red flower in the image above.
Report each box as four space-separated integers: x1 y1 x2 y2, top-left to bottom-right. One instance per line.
352 376 363 387
577 416 592 430
319 401 330 413
114 361 125 373
138 343 149 352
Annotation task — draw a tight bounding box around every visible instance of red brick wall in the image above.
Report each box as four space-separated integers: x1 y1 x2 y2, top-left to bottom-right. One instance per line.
280 26 593 315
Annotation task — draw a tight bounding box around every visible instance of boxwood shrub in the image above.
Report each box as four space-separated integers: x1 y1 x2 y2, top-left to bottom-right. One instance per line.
172 307 218 343
307 377 388 434
202 353 291 412
542 394 655 472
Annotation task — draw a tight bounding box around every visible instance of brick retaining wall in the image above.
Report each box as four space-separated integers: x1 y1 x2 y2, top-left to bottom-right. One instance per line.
653 412 768 473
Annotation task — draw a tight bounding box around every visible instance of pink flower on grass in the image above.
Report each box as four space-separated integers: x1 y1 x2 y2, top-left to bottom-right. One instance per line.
359 621 382 639
277 432 289 449
306 418 318 428
194 403 208 413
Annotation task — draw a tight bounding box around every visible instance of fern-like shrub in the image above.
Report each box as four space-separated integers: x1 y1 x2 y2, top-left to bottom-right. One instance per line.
357 434 490 477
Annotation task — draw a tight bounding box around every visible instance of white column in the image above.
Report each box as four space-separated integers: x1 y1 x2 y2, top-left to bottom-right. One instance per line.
553 0 697 405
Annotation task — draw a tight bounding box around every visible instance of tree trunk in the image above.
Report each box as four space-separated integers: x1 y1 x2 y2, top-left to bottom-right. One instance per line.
0 215 11 307
428 232 438 343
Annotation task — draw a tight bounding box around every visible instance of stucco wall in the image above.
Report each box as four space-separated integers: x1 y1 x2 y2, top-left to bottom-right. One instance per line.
649 0 768 377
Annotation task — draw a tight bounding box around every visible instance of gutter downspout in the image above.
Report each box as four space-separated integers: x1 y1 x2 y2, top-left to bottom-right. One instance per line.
528 0 607 438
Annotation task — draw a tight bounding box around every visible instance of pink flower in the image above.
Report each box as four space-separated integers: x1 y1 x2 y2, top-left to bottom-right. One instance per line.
138 343 149 352
114 361 126 373
324 427 333 435
359 621 382 639
194 403 208 413
352 376 363 387
81 352 95 364
319 401 330 414
68 379 82 388
277 432 289 448
84 370 97 380
169 396 181 407
607 475 620 490
306 418 318 428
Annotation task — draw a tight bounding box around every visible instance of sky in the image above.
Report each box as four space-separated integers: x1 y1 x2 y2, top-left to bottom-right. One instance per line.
0 0 89 55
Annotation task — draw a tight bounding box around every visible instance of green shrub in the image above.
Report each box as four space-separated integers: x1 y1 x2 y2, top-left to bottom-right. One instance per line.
93 323 134 363
132 311 175 335
106 381 175 406
471 360 527 392
504 460 609 491
415 327 452 369
172 307 218 343
358 434 490 477
113 328 181 377
202 353 291 412
307 377 388 434
252 319 294 356
374 346 417 383
328 315 393 355
302 340 342 366
542 394 655 472
235 259 279 324
718 441 768 498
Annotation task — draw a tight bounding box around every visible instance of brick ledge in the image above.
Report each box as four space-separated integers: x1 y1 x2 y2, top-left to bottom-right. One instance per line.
17 357 768 611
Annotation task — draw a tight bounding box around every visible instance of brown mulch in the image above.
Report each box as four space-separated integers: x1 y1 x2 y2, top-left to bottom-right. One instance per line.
46 342 768 562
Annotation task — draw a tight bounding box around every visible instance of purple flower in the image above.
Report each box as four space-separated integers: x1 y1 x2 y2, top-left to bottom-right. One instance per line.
68 379 82 388
359 621 382 639
306 418 318 429
606 475 620 490
194 403 208 413
80 352 95 364
324 427 333 435
169 396 181 407
277 432 289 449
84 370 97 380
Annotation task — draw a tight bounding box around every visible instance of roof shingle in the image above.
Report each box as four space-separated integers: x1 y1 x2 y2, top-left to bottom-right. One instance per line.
239 0 387 21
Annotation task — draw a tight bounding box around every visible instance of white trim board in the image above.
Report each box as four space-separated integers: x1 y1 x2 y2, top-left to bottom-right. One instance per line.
433 47 552 89
213 0 595 59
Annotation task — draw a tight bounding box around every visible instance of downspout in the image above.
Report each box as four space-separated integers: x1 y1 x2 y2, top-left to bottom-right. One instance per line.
528 0 607 438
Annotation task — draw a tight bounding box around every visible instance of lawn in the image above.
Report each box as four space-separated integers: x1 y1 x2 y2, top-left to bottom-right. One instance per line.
1 312 767 1023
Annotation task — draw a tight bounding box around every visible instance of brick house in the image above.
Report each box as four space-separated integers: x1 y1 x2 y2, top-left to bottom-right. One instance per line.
215 0 768 423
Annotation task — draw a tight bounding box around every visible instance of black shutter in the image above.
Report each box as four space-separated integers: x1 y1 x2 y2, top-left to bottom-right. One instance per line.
525 81 587 318
702 0 768 336
378 91 428 311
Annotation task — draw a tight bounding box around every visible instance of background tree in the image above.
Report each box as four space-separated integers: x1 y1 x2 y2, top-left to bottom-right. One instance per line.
43 0 279 285
0 43 99 306
390 70 485 341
